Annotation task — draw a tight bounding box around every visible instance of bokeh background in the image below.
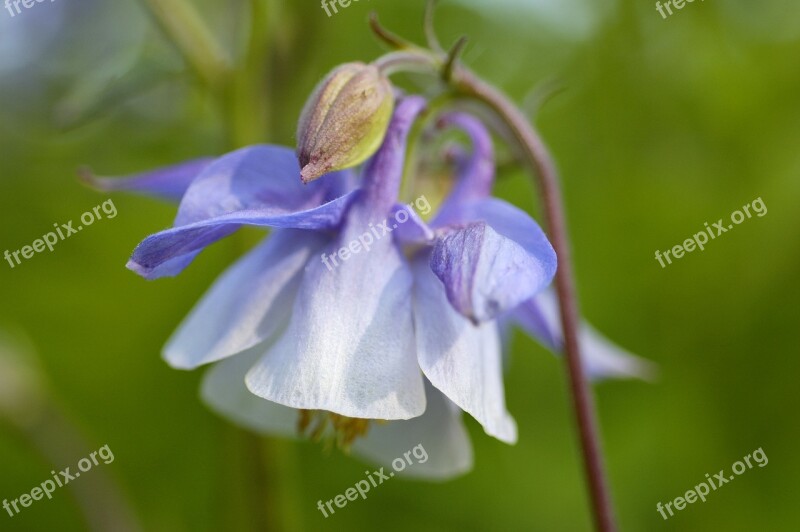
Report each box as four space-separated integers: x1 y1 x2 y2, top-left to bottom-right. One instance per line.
1 0 798 530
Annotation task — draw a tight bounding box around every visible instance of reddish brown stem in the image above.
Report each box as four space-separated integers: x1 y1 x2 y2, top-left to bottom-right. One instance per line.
453 68 618 532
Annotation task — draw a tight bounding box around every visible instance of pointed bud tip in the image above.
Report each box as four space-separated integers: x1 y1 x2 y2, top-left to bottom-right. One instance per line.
299 167 317 185
300 160 332 184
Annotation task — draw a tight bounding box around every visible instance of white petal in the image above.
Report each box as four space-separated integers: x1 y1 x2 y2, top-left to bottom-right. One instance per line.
246 207 426 420
353 382 473 480
201 347 299 436
412 259 517 443
163 230 326 370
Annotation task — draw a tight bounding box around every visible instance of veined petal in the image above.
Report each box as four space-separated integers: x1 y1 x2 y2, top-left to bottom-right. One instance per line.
413 259 517 444
201 348 299 437
352 381 473 480
80 158 213 202
437 198 557 259
163 230 327 370
245 204 426 420
430 117 556 322
431 221 555 323
510 290 656 380
127 190 358 280
174 145 345 226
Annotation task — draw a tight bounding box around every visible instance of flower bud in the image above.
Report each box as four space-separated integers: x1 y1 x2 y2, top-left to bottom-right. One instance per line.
296 62 394 183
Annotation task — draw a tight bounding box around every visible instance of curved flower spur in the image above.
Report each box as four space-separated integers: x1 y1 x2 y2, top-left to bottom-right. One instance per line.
84 92 648 479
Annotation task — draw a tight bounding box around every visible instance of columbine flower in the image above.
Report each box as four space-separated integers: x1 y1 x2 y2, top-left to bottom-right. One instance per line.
87 94 649 479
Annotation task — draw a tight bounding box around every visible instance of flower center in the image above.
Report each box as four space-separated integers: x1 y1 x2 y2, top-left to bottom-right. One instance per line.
297 410 381 450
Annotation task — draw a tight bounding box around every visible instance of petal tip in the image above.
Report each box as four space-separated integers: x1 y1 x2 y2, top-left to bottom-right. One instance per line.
77 166 107 191
125 259 156 280
485 416 518 445
162 352 194 371
626 358 659 382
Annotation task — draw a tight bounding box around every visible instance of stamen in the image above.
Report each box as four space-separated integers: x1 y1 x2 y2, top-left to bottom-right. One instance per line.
296 410 378 451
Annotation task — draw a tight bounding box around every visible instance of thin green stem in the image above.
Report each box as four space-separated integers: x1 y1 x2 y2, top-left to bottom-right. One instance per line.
139 0 231 90
372 50 441 76
423 0 445 55
259 438 305 532
369 12 419 51
225 0 272 147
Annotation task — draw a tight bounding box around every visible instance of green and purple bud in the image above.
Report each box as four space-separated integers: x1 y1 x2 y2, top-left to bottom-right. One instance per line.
296 62 394 183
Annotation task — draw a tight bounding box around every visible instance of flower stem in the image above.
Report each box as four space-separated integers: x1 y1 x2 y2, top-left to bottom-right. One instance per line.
451 68 618 532
225 0 272 147
259 438 306 532
139 0 230 90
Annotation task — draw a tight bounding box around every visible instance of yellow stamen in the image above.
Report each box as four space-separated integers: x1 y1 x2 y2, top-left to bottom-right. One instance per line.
297 410 378 451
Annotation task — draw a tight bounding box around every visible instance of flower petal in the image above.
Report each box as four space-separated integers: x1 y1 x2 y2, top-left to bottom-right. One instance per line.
127 191 358 279
390 203 435 245
437 198 557 259
352 381 473 480
435 112 495 212
429 116 558 321
163 230 327 369
413 258 517 443
201 348 299 437
502 292 560 349
359 96 427 209
204 355 473 480
174 145 343 225
430 220 555 323
509 290 656 380
127 145 356 279
244 209 426 420
80 158 213 202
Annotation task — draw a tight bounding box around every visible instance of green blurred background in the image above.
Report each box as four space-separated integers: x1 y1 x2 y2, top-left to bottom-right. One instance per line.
1 0 798 530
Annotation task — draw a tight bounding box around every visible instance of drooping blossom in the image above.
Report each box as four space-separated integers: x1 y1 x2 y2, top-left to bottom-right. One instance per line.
86 94 650 479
